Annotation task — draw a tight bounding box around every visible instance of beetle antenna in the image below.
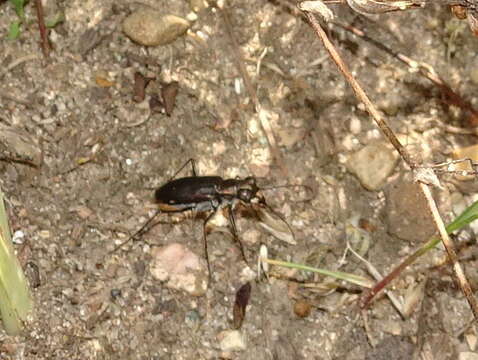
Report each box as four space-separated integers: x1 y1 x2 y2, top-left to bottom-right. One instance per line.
259 184 314 202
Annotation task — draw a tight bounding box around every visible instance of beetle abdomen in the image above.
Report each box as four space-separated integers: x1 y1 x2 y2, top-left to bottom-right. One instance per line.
155 176 223 205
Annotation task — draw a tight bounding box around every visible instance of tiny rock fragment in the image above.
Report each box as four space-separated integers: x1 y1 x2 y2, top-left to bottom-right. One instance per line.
232 282 251 329
276 128 305 148
122 10 190 46
465 331 478 352
459 352 478 360
25 262 41 288
150 243 208 296
217 330 246 352
161 81 179 116
190 0 208 12
346 142 398 191
0 124 41 167
293 299 312 318
95 75 115 88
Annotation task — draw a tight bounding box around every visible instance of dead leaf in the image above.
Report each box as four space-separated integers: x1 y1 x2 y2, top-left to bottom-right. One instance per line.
233 282 251 329
161 81 179 116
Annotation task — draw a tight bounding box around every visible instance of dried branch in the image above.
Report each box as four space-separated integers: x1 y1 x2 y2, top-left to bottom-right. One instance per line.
301 6 478 319
34 0 51 58
419 183 478 319
332 21 478 125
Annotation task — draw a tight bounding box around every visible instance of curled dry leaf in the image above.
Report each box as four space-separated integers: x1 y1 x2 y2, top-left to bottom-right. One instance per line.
346 0 424 14
256 206 295 245
0 124 41 167
293 299 312 318
413 167 443 189
233 282 251 329
468 11 478 37
449 3 478 38
358 218 377 233
298 1 334 22
451 4 467 19
451 144 478 180
403 279 427 318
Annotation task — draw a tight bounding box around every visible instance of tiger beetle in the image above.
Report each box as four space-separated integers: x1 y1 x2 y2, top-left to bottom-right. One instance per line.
113 159 299 277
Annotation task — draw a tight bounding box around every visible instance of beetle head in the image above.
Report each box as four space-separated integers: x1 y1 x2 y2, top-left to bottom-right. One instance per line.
237 177 267 205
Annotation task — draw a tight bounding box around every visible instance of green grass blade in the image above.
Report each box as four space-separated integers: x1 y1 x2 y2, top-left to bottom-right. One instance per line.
446 200 478 233
264 258 374 288
360 200 478 307
422 199 478 252
0 188 32 335
7 21 21 40
8 0 26 19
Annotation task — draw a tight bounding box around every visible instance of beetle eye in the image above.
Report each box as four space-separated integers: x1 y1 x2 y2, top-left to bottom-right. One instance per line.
238 189 252 202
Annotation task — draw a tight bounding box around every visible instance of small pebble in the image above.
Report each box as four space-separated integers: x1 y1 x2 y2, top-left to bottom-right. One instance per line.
110 289 122 300
12 230 25 244
190 0 208 12
217 330 246 352
123 10 190 46
452 144 478 180
185 310 201 328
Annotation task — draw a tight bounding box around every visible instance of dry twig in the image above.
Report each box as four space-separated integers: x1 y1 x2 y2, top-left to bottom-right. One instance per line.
217 4 288 176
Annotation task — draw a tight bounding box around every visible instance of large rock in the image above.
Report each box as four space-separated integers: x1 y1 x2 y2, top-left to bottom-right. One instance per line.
385 178 436 242
150 243 208 296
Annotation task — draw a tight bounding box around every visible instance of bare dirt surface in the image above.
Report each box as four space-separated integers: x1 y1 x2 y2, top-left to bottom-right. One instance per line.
1 0 478 359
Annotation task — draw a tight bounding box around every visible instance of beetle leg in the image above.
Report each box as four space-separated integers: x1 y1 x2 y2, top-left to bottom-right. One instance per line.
169 158 198 180
226 204 247 265
190 158 197 177
202 209 217 279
